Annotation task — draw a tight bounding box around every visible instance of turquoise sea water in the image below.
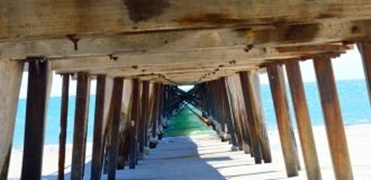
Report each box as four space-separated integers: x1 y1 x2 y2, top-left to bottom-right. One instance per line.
12 79 371 149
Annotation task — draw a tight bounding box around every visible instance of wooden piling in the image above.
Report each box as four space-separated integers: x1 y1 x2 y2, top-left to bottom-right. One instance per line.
144 83 155 148
108 77 124 180
58 74 70 180
71 72 90 180
313 57 353 180
214 82 226 132
129 79 140 169
357 42 371 104
139 81 150 155
21 60 52 180
0 60 24 180
225 77 252 153
251 73 272 163
91 74 106 180
239 72 263 164
150 84 159 142
267 64 299 177
219 78 238 148
286 61 322 180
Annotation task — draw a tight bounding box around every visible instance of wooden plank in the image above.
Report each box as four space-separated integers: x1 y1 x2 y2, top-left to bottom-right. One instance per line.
21 60 51 180
70 72 90 180
108 77 124 180
0 60 24 180
313 57 353 180
129 78 140 169
239 72 263 164
58 73 70 180
266 64 299 177
139 81 150 156
91 74 106 180
219 78 238 148
286 61 322 180
356 42 371 104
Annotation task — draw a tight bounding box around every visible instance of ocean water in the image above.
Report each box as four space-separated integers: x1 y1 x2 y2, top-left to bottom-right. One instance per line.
12 79 371 149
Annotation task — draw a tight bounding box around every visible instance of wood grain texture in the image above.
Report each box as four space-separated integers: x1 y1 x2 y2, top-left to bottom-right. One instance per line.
286 61 322 180
313 57 353 180
239 71 267 164
225 76 253 153
266 64 299 177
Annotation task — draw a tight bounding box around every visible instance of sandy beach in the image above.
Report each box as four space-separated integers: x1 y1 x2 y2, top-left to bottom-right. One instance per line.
7 124 371 179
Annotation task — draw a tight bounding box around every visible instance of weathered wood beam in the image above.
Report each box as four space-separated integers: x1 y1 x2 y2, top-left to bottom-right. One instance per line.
51 45 347 72
58 74 70 180
71 72 90 180
0 60 23 180
21 60 52 180
286 61 322 180
356 42 371 104
239 71 264 164
313 57 353 180
91 74 106 180
107 77 124 180
266 64 300 177
1 1 371 43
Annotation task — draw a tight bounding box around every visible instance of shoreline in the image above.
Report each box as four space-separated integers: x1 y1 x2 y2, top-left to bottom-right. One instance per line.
11 122 371 151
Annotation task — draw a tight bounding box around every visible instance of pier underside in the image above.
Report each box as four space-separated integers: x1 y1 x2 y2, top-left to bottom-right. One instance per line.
2 1 371 179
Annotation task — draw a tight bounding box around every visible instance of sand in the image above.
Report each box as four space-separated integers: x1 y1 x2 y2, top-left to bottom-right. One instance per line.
7 124 371 179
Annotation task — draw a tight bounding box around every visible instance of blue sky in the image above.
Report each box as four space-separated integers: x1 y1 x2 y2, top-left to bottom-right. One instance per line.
18 47 365 98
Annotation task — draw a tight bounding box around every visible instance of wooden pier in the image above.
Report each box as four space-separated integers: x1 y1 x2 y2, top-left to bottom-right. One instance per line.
2 1 371 179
